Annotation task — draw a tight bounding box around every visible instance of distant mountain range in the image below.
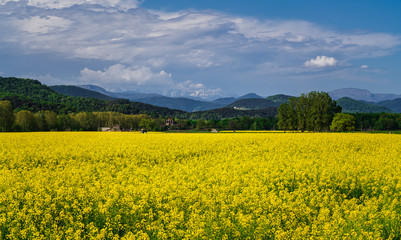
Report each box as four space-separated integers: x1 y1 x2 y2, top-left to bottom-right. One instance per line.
0 77 278 120
63 85 270 112
329 88 401 102
78 85 163 100
50 84 401 113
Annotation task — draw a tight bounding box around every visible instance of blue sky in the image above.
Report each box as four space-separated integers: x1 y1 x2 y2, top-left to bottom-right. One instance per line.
0 0 400 98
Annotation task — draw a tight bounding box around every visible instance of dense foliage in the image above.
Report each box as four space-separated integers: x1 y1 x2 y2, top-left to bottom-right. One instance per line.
1 132 401 238
352 113 401 131
330 113 356 132
188 107 277 120
0 101 14 132
278 91 341 132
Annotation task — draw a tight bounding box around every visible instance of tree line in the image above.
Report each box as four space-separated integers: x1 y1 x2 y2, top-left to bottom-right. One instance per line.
2 93 401 132
0 100 278 132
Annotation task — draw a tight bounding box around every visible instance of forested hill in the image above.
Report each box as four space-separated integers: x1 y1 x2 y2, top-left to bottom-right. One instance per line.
50 85 116 100
0 77 185 117
227 98 280 110
336 97 392 113
189 107 278 120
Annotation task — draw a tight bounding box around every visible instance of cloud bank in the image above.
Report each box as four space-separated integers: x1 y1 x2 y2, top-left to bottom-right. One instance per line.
0 1 400 96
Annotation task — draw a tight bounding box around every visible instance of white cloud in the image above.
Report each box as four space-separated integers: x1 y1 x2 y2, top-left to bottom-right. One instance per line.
79 64 174 87
13 16 73 34
0 0 142 10
360 65 369 69
304 56 338 68
168 80 222 99
186 50 219 68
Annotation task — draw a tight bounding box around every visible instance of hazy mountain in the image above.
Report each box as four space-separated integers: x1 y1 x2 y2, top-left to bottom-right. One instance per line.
329 88 401 102
50 85 116 100
78 85 163 100
79 85 270 111
212 97 237 105
78 85 110 95
135 97 224 112
376 98 401 113
336 97 392 113
237 93 264 100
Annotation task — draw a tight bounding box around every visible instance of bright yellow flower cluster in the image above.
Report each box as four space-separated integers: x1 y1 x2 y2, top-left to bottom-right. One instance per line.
0 132 400 239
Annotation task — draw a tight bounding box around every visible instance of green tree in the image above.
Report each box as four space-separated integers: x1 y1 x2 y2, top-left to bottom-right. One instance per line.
14 110 38 132
374 114 399 131
0 100 15 132
44 111 58 130
72 112 98 131
308 91 341 132
139 118 153 130
330 113 356 132
296 94 309 132
286 98 298 131
196 119 206 131
277 103 289 131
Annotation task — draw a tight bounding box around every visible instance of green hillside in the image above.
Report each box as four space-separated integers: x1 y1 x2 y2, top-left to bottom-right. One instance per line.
265 94 294 104
50 85 116 100
227 98 280 110
0 77 185 117
376 98 401 113
189 107 278 120
136 96 224 112
337 97 392 113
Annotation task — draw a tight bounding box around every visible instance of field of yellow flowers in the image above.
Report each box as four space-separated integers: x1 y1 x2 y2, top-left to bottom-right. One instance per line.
0 132 401 239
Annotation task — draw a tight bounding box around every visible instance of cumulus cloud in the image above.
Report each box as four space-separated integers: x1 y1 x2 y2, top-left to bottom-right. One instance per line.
0 0 142 10
304 56 338 68
79 64 174 87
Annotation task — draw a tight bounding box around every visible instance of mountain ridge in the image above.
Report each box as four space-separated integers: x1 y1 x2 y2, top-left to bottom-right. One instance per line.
329 88 401 102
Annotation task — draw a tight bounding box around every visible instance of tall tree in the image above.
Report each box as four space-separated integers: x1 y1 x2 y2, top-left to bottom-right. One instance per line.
14 110 38 132
0 100 15 132
277 103 289 131
296 94 309 132
286 97 298 131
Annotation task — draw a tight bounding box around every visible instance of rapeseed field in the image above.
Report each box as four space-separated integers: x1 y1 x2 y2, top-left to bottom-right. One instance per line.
0 132 400 239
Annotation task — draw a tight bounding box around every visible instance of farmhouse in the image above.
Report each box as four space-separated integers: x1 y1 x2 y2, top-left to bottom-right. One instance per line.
101 125 121 132
165 118 177 127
